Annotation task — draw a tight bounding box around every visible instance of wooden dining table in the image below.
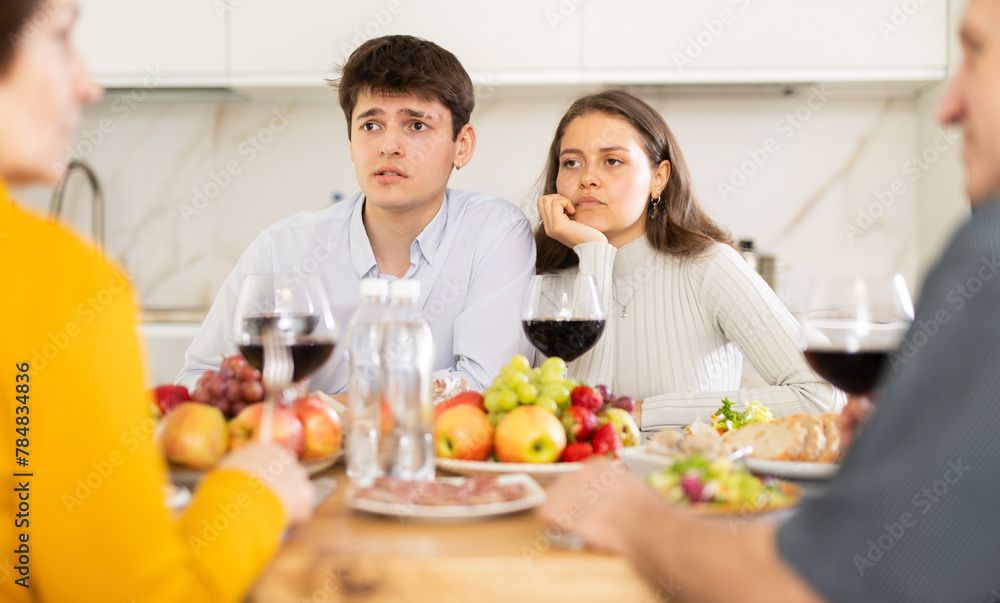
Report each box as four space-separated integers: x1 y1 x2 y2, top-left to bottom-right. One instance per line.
246 465 659 602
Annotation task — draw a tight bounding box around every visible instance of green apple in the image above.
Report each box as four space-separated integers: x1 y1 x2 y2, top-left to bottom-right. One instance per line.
494 406 566 463
602 408 641 447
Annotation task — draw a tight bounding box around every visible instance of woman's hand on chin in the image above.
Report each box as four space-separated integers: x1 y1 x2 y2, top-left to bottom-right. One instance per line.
537 194 608 249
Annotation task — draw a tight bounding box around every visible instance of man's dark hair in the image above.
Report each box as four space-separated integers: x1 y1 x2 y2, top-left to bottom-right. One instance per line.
330 35 474 141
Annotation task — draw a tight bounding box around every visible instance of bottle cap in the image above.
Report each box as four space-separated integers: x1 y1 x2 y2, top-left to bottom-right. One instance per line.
358 278 389 298
389 279 420 302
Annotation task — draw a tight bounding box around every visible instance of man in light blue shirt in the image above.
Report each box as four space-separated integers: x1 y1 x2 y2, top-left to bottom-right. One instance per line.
178 35 535 393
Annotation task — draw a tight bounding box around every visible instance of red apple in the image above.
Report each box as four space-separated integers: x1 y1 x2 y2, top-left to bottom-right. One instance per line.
293 396 343 460
434 405 494 461
494 406 567 463
161 402 228 470
433 391 486 421
152 384 190 415
229 402 304 456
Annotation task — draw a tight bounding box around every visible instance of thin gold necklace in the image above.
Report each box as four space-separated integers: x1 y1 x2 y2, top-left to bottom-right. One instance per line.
612 256 657 318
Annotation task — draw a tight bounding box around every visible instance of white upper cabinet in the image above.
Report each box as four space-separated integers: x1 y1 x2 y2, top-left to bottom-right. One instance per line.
581 0 947 83
229 0 581 85
76 0 227 86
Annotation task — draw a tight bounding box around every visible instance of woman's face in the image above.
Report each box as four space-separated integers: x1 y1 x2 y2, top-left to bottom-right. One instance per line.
0 0 101 185
556 112 668 247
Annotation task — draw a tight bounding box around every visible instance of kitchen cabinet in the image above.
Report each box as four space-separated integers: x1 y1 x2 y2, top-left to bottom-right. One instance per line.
229 0 582 86
581 0 947 86
76 0 227 87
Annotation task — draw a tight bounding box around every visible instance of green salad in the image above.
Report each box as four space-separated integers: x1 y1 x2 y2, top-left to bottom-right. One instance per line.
710 398 774 434
646 454 795 512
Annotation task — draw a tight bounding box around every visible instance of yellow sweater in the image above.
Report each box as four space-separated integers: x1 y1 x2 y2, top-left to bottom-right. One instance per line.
0 181 286 602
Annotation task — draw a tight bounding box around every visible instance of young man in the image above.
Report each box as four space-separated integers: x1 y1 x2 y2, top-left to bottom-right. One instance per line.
540 1 1000 601
178 36 535 393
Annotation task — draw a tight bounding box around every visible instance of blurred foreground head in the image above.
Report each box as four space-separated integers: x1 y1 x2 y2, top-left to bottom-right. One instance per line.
0 0 101 186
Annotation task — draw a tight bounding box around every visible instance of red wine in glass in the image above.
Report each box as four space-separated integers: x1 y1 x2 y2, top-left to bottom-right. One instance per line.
522 318 606 362
522 275 606 364
800 275 913 398
803 349 888 396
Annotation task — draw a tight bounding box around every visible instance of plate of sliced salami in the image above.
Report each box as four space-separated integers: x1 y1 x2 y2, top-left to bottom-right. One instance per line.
345 473 546 521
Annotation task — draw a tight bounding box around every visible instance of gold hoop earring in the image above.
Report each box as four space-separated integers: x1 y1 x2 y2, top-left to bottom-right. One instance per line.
650 195 661 207
455 162 462 170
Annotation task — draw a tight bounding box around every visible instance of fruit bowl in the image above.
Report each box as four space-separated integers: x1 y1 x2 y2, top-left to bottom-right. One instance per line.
169 449 343 489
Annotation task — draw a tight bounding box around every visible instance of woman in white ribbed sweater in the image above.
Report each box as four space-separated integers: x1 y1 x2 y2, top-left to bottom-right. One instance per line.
536 89 843 432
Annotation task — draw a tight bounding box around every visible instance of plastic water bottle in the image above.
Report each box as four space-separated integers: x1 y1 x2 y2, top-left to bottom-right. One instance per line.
345 279 389 486
379 279 435 481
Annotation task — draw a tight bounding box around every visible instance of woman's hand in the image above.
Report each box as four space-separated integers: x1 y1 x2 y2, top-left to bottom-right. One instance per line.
219 442 316 526
537 194 607 249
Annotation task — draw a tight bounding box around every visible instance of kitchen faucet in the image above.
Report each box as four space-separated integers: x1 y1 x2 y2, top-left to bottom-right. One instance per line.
48 159 104 254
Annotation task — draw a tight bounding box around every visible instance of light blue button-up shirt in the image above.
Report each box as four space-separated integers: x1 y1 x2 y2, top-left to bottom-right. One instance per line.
178 189 536 392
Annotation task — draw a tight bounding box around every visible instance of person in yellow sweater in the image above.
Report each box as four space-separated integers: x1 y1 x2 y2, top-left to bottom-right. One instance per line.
0 1 316 601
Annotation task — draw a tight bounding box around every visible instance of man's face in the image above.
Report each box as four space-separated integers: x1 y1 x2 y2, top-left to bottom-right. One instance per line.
349 90 464 215
939 0 1000 203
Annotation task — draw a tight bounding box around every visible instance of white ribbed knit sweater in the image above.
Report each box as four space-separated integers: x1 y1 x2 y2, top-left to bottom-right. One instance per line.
563 237 844 431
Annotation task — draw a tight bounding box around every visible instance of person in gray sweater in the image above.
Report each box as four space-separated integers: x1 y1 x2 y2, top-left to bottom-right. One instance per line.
539 1 1000 601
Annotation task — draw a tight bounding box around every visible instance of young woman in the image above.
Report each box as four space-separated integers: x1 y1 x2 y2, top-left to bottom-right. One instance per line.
536 89 842 431
0 1 314 601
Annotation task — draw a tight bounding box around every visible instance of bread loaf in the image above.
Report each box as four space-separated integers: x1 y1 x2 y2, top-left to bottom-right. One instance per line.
725 419 807 461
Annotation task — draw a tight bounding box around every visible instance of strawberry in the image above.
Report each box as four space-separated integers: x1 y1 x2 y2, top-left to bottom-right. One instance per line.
562 405 599 442
591 423 622 458
152 384 190 415
561 442 594 462
570 385 603 413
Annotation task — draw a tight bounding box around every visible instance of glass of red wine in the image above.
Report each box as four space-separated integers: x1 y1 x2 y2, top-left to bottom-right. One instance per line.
522 274 607 364
800 274 914 400
233 273 336 412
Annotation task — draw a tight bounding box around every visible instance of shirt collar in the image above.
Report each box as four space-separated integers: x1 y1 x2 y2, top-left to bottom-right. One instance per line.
349 196 379 278
348 190 451 277
412 190 449 266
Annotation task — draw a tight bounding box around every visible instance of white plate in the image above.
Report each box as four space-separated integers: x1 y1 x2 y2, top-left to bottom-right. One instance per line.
743 457 839 480
435 445 644 483
170 449 343 488
344 473 546 522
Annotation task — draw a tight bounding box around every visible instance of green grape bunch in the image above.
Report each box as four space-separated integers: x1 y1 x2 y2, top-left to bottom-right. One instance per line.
483 355 580 425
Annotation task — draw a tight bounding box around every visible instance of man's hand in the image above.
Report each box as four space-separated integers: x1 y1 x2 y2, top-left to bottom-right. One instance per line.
537 194 608 249
538 458 662 556
838 395 873 452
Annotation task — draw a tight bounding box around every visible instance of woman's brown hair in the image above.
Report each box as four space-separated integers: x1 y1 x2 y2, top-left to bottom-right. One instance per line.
535 88 734 273
0 0 39 75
